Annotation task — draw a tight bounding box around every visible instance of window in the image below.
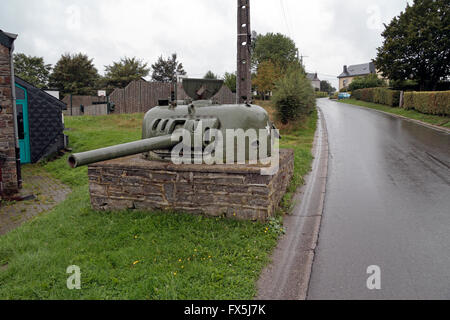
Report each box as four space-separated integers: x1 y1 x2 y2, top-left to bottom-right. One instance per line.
16 103 24 140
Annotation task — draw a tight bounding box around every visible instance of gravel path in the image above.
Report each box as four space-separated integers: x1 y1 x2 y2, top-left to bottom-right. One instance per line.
0 166 70 235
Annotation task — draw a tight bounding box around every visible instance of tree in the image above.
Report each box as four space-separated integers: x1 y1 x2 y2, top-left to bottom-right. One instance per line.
253 60 281 100
252 33 298 72
375 0 450 90
273 65 315 124
14 53 52 89
49 53 100 97
348 74 386 91
320 80 336 94
223 72 237 93
203 70 218 79
151 53 186 83
103 57 150 90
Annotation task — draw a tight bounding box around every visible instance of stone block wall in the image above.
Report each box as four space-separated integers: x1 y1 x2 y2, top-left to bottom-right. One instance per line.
88 149 294 221
0 42 18 196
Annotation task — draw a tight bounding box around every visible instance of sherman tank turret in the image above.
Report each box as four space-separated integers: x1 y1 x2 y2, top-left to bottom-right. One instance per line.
68 78 278 168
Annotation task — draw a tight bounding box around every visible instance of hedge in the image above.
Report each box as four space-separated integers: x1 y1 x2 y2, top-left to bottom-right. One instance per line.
352 88 450 116
315 91 329 98
352 88 400 107
403 91 450 116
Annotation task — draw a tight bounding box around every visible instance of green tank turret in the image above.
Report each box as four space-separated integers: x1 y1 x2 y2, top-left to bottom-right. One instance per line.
68 78 277 168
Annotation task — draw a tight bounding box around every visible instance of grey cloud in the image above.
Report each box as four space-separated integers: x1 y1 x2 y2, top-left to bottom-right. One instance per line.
1 0 409 88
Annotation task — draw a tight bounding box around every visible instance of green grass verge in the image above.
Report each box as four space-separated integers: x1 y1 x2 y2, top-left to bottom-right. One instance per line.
337 98 450 128
0 109 317 299
279 110 318 211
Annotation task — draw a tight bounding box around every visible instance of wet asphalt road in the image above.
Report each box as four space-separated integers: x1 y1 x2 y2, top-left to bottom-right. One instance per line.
308 99 450 300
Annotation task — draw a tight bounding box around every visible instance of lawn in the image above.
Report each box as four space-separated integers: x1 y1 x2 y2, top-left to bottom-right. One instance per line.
337 98 450 129
0 104 317 300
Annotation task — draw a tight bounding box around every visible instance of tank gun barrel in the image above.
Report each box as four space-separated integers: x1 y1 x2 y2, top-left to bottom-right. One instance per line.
68 134 177 168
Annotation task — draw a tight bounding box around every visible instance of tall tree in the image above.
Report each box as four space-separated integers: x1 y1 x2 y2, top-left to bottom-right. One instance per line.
49 53 100 97
253 60 281 99
375 0 450 90
14 53 52 89
103 57 150 90
223 72 237 93
252 33 299 72
203 70 218 79
320 80 336 94
273 65 315 124
151 53 186 83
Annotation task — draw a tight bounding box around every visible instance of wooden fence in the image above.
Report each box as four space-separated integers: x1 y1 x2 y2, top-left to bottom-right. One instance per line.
62 95 107 116
109 80 236 114
83 104 108 116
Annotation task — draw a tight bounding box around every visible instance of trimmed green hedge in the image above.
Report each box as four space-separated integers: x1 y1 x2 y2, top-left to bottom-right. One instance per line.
403 91 450 116
352 88 450 116
352 88 400 107
315 91 329 98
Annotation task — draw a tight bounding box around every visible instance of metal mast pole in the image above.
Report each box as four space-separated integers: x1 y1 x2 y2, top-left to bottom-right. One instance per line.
237 0 251 104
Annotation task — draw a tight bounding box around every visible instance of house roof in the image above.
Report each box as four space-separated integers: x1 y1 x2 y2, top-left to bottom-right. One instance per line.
338 62 376 78
306 73 320 81
15 76 67 110
0 30 17 49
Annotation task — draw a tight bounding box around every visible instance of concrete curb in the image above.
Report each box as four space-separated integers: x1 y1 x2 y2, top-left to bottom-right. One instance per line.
256 107 329 300
338 100 450 135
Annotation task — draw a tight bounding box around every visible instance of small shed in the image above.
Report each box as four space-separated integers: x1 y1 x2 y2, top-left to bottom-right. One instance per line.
14 76 67 164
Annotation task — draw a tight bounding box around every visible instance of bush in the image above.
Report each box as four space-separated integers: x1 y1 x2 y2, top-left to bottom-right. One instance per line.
389 79 419 91
352 89 361 100
360 88 374 102
403 92 414 110
315 91 329 98
273 67 316 124
348 74 387 91
403 91 450 116
352 88 400 107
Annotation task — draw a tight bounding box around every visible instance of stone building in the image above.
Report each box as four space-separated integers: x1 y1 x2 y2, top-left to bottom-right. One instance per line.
337 62 378 90
0 30 20 196
306 73 321 91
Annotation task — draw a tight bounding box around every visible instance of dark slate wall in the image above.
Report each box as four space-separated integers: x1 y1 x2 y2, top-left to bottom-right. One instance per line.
15 77 66 163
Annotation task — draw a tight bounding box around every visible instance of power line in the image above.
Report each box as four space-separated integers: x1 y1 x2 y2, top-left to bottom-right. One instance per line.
299 52 309 66
306 71 338 78
279 0 292 38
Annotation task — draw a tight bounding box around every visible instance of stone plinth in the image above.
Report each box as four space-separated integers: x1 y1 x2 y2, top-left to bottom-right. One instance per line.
88 149 294 221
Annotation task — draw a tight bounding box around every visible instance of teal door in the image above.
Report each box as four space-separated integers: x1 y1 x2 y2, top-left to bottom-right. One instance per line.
15 83 31 164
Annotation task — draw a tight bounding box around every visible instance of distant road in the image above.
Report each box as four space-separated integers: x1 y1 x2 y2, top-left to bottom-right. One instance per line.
308 99 450 299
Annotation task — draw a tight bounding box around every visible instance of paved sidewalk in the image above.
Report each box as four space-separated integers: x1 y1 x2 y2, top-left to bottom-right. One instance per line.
0 166 70 235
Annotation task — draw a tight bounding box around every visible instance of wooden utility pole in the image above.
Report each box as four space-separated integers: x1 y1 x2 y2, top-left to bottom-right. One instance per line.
237 0 251 104
296 49 309 68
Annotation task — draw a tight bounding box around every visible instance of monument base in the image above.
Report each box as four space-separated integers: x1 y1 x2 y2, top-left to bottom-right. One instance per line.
88 149 294 221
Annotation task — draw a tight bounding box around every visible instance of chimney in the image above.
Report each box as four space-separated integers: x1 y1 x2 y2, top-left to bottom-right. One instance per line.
343 65 348 74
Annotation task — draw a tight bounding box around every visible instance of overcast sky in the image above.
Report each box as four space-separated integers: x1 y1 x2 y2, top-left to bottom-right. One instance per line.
1 0 411 89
